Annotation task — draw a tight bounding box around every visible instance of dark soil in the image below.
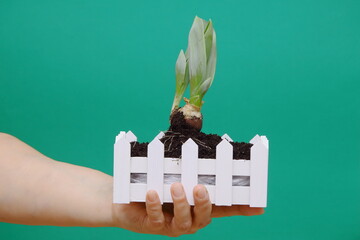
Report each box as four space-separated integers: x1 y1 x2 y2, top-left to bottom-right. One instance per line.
130 111 252 160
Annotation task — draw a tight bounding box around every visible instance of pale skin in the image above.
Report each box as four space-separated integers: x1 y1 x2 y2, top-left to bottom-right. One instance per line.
0 133 264 237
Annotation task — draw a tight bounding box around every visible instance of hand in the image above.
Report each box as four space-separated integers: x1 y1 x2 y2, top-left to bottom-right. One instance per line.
0 133 262 230
112 183 264 237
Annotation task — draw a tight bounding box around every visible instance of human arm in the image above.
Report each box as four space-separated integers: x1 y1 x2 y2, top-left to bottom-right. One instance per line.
0 133 263 236
0 132 115 227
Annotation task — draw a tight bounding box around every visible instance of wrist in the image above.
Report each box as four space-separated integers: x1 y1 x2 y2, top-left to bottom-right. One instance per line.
111 203 126 228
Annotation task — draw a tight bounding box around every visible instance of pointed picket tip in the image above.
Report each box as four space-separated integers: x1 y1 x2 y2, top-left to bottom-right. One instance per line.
181 138 198 156
116 135 131 148
183 138 197 147
221 134 233 142
155 131 165 139
115 131 126 143
216 138 233 150
250 136 269 161
149 136 164 148
250 135 268 149
126 131 137 142
261 136 269 149
250 134 261 144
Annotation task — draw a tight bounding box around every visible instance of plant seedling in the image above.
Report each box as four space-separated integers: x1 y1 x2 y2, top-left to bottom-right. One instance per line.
170 16 216 131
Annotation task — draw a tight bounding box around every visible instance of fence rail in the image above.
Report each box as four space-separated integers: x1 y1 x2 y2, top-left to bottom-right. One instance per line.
113 131 268 207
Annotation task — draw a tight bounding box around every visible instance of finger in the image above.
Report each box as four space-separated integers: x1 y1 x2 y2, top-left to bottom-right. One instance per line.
170 183 192 236
192 185 212 230
211 205 264 218
144 190 165 231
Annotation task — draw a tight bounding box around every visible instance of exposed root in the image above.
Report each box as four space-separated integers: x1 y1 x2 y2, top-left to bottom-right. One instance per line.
192 138 212 150
167 136 175 152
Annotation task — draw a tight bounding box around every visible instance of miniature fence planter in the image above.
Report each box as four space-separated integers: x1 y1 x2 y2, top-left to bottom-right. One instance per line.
113 131 269 207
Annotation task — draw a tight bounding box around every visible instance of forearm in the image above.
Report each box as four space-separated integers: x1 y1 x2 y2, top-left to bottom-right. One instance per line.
0 133 114 227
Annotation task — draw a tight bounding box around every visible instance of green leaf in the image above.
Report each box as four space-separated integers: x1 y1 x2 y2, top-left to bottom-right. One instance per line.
172 50 189 111
204 20 213 62
199 77 212 95
188 16 207 107
205 29 216 88
172 16 217 109
176 49 186 77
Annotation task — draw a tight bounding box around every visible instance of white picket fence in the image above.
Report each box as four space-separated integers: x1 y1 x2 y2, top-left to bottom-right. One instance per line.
113 131 269 207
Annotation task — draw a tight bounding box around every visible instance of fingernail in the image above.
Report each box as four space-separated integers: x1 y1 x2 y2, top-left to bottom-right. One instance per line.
197 187 206 199
172 183 183 198
147 190 157 202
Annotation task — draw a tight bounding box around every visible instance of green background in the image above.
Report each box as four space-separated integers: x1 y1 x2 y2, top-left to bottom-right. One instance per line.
1 0 359 239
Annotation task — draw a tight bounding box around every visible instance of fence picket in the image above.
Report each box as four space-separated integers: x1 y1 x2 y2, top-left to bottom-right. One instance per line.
261 136 269 149
250 134 261 144
113 136 131 203
249 136 268 207
113 131 268 207
147 138 165 203
221 134 233 142
181 138 198 205
215 139 233 205
126 131 137 142
155 131 165 139
115 131 126 143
